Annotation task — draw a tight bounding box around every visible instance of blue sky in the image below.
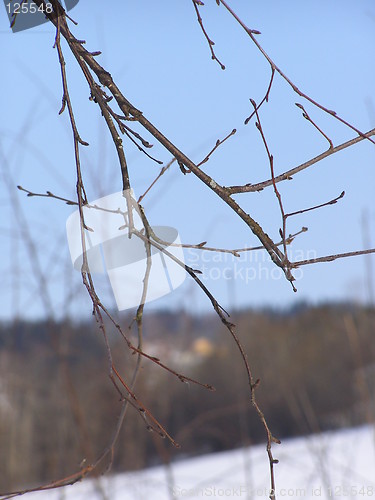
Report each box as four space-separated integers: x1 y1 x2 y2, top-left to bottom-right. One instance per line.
0 1 374 319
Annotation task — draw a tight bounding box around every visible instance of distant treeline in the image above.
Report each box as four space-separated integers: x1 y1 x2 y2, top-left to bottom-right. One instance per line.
0 303 374 492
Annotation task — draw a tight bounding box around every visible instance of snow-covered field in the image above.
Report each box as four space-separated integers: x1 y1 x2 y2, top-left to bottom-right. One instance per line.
26 425 375 499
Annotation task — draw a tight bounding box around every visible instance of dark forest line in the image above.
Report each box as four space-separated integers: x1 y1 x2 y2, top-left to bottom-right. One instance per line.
0 302 374 491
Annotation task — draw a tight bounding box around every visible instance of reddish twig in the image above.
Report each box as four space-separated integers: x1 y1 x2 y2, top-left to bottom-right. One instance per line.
245 67 275 125
295 103 333 149
197 128 237 167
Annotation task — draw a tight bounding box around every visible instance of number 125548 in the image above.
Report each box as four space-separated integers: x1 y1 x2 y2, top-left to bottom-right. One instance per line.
6 2 53 15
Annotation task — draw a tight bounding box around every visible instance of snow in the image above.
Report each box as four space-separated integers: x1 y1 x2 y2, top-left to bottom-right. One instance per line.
25 425 375 499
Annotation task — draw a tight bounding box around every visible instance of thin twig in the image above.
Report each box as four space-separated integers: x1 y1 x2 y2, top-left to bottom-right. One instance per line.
291 247 375 267
295 103 333 149
285 191 345 220
226 128 375 194
244 67 275 125
137 157 176 203
251 100 295 289
197 128 237 167
191 0 226 70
